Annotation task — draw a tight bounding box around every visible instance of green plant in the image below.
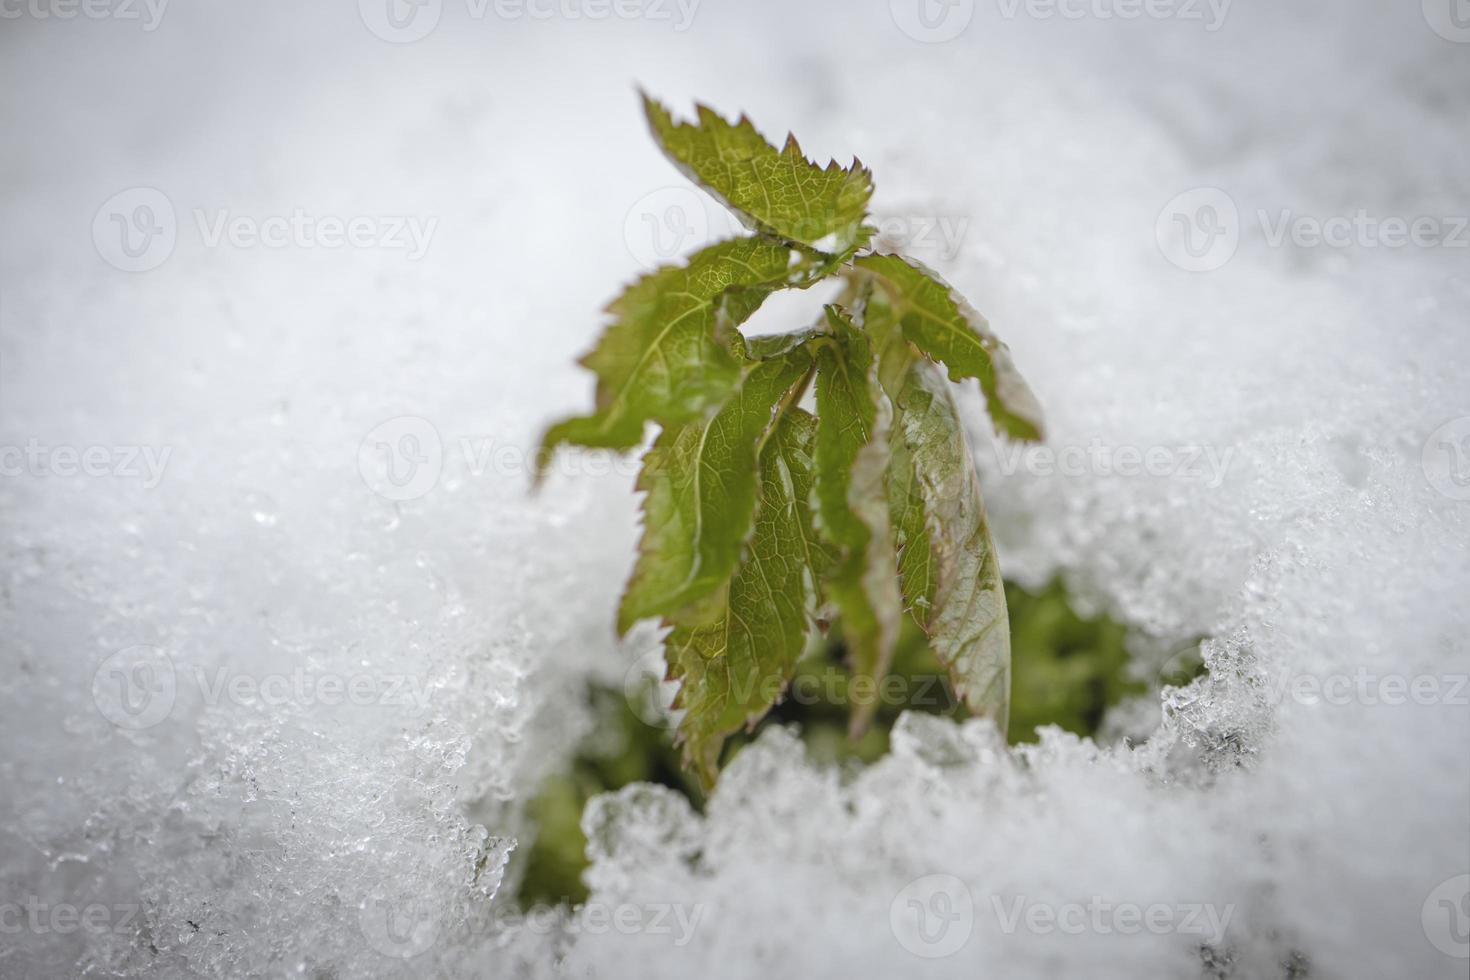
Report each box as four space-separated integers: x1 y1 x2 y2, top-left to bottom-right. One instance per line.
541 94 1044 789
513 579 1160 907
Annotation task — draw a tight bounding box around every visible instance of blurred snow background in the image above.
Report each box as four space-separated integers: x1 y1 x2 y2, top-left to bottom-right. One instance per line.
1 0 1467 977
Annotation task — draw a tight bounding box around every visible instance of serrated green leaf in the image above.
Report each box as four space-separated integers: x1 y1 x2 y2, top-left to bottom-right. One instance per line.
889 355 1011 730
665 408 827 788
619 349 816 633
643 94 874 255
855 253 1045 443
812 305 902 736
540 237 800 463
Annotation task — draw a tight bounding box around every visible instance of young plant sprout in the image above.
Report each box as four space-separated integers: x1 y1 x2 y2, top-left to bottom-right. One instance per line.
541 94 1045 788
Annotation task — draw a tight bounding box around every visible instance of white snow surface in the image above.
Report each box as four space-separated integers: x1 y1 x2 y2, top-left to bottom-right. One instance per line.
1 2 1467 977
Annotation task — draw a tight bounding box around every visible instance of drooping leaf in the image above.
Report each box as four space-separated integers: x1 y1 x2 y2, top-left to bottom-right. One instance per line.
889 356 1011 730
886 431 936 627
812 305 902 735
643 93 874 256
854 253 1045 443
865 289 1009 729
665 408 828 788
859 289 936 629
813 308 878 551
619 349 816 633
540 237 799 464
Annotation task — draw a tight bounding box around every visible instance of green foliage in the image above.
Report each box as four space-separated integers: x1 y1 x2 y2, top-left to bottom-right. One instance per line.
542 95 1046 789
642 93 874 254
515 579 1159 906
662 408 829 785
515 687 695 907
1006 580 1144 742
855 254 1044 442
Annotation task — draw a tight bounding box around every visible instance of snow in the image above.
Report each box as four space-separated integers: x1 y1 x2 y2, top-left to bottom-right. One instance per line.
1 1 1467 977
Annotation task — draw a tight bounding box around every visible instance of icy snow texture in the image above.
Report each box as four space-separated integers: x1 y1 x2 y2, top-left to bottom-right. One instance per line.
1 1 1467 978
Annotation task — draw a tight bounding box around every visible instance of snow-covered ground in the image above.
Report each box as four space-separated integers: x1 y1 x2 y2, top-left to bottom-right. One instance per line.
1 2 1466 977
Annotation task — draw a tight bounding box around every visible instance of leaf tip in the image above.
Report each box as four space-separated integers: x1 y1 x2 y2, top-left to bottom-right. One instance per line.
530 451 554 494
640 89 673 133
